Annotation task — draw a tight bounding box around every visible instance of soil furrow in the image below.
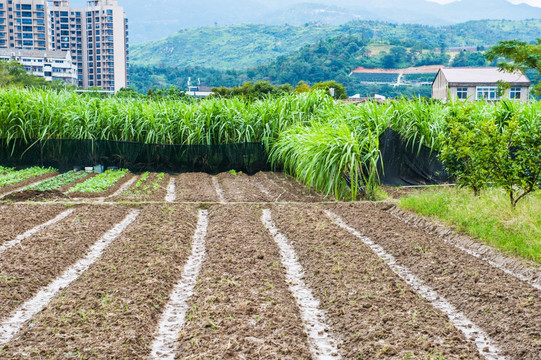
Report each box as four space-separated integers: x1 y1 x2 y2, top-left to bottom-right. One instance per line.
0 206 129 316
326 210 504 359
271 204 482 359
252 172 303 202
262 209 341 359
266 172 329 202
329 203 541 360
165 177 176 202
0 205 68 245
174 205 313 359
212 176 226 203
150 210 208 359
0 210 140 346
1 205 199 358
174 173 219 202
0 209 74 256
216 173 271 202
387 205 541 291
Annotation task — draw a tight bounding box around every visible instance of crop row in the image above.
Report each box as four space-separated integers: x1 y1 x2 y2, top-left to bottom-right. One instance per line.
67 169 129 193
0 167 55 188
26 170 88 192
128 172 164 195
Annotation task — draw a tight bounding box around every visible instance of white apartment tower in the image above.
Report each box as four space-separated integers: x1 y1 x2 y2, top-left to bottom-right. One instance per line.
0 0 128 92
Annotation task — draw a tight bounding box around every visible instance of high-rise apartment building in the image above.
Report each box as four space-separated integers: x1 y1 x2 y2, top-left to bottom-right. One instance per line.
0 0 50 50
0 0 128 92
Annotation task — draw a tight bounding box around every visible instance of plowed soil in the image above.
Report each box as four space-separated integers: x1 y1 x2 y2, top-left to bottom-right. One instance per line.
251 172 303 202
0 204 67 245
271 204 482 359
3 205 198 358
329 202 541 359
174 173 220 202
265 172 329 202
3 190 69 202
0 206 128 316
216 172 273 202
175 205 313 359
0 171 539 359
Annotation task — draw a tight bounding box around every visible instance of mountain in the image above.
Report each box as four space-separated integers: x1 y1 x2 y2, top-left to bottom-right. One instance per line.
129 23 340 69
112 0 541 43
130 19 541 69
128 18 541 97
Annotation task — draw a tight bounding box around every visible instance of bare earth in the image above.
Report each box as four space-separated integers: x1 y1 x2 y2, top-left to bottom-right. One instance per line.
0 172 538 359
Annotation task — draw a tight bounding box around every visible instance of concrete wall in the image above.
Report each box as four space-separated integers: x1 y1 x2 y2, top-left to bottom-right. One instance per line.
431 71 449 101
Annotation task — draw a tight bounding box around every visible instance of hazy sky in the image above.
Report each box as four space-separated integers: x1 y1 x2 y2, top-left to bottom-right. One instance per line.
70 0 541 6
69 0 541 10
428 0 541 6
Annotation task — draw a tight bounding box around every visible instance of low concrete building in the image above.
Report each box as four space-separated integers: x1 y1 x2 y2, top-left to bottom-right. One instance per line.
0 48 77 84
432 67 531 102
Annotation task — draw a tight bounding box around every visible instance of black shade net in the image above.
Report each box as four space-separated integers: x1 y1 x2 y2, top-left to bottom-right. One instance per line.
378 128 450 186
0 131 450 185
0 139 271 174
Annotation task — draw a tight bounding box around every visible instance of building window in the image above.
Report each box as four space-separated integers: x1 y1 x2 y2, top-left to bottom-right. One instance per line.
476 87 498 101
456 88 468 100
510 88 521 100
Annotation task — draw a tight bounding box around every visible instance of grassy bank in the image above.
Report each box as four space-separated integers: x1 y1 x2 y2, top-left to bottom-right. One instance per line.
400 187 541 263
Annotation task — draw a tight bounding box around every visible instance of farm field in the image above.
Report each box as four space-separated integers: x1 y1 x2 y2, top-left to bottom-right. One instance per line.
0 171 539 359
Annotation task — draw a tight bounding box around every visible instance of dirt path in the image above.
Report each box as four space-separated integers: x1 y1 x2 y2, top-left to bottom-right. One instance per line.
270 204 483 359
174 173 220 202
0 206 128 316
2 205 199 358
174 205 313 359
329 202 541 360
0 205 67 245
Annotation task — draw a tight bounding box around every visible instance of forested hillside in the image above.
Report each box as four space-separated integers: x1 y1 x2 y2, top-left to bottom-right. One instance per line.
131 19 541 69
94 0 541 43
129 19 541 98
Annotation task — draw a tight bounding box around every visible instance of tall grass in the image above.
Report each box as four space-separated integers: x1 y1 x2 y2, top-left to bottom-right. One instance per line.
401 187 541 263
1 88 539 200
270 120 381 200
0 88 330 146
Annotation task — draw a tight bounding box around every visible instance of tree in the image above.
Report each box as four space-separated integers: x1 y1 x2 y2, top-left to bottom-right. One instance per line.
295 81 310 93
485 39 541 95
0 60 47 88
0 60 77 90
312 81 348 99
